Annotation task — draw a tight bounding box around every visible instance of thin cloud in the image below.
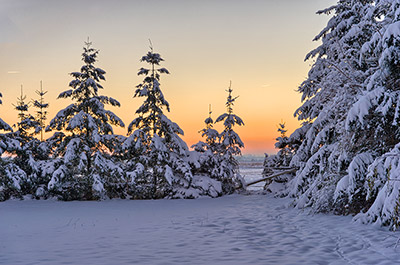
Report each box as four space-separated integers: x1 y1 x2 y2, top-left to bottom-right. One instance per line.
7 71 20 74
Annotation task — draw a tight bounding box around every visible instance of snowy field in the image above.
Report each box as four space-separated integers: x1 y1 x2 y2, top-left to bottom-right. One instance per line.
1 165 400 264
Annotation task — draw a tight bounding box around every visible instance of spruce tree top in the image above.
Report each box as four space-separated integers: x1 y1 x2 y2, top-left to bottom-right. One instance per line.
202 105 219 146
33 81 49 141
194 105 219 151
14 86 29 124
216 84 244 131
13 86 39 138
64 40 107 102
48 39 124 136
128 43 183 138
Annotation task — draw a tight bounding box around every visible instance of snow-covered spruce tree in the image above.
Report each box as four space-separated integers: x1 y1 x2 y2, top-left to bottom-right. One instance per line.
25 81 54 199
283 0 376 213
214 83 244 193
192 105 219 153
187 105 226 197
191 105 220 173
264 122 293 170
275 123 294 167
13 86 41 141
263 122 296 192
0 91 25 201
345 0 400 229
8 86 44 199
123 44 192 199
46 40 125 200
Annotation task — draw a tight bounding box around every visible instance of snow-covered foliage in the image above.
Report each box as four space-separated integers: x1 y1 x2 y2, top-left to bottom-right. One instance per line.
46 40 125 200
123 44 193 199
272 0 400 226
348 0 400 228
353 143 400 229
283 0 377 214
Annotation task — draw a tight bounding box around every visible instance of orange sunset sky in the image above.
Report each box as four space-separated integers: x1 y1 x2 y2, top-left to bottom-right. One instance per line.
0 0 336 154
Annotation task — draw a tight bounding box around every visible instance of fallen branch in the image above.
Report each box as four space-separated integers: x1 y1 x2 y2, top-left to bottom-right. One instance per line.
243 168 297 188
267 167 298 171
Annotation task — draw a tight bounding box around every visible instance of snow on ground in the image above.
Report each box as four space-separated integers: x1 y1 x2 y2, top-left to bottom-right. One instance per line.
1 164 400 265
